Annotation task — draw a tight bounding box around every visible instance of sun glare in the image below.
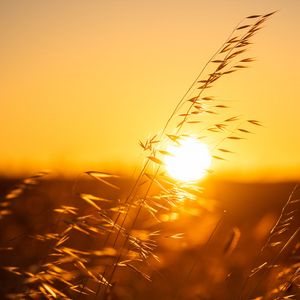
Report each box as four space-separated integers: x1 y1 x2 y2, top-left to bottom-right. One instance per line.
164 137 211 182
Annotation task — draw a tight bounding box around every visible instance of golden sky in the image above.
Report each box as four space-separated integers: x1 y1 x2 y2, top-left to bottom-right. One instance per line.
0 0 299 180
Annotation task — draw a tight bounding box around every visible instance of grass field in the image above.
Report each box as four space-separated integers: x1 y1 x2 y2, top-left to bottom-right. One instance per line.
1 176 299 299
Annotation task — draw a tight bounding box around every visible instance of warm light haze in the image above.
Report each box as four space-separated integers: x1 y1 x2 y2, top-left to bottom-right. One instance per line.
164 138 211 182
0 0 299 180
1 4 300 299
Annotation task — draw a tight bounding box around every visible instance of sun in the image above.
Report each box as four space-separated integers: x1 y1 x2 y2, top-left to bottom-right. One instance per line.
164 137 211 182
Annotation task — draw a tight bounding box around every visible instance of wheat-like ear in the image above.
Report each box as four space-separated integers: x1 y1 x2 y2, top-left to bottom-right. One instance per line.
162 12 276 131
139 12 276 179
95 12 277 297
1 171 49 219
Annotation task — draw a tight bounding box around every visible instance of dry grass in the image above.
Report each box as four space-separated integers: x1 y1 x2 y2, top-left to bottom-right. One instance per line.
0 11 299 300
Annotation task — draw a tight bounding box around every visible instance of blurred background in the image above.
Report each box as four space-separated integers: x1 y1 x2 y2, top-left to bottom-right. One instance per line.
0 176 299 299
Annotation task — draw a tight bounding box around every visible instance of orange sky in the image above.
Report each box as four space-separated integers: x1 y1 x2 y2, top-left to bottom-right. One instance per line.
0 0 299 180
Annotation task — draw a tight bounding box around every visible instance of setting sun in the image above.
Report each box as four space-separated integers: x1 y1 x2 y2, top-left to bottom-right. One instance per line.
164 137 211 182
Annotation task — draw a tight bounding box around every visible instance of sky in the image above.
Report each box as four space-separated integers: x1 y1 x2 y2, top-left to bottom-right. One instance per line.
0 0 299 180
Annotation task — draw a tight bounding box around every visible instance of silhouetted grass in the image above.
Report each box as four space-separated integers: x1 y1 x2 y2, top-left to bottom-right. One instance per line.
1 11 299 300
